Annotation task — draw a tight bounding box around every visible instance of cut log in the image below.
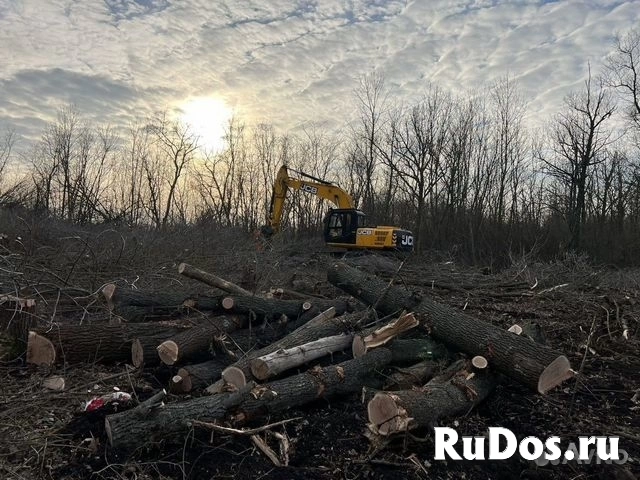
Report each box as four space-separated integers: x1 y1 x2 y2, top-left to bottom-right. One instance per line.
1 296 37 345
157 325 222 366
206 309 373 394
270 287 326 301
234 348 393 422
131 333 178 368
103 284 223 322
108 348 392 451
178 263 252 296
133 316 245 368
367 317 552 438
507 324 523 335
328 262 573 394
220 295 348 321
28 323 185 366
250 333 354 381
367 359 497 436
171 359 229 393
352 312 418 358
384 360 439 390
105 384 256 450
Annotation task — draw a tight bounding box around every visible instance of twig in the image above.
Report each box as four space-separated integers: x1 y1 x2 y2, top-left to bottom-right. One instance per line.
538 283 569 294
569 314 597 417
251 434 281 466
67 366 136 393
190 417 302 436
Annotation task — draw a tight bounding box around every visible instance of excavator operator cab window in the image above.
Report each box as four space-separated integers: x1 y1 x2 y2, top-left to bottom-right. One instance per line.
328 213 343 238
324 210 360 245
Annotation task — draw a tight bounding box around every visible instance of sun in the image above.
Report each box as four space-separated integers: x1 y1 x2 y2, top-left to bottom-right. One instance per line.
178 96 233 152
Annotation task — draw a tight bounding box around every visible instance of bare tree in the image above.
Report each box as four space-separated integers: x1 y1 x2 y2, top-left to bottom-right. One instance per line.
489 75 528 224
385 86 452 251
541 68 616 250
605 28 640 129
145 113 199 228
350 71 388 218
0 129 14 182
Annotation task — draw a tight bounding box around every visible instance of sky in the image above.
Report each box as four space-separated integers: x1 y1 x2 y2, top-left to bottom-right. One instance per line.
0 0 639 151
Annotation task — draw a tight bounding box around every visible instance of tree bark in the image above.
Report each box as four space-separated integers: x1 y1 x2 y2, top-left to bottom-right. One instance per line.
28 323 185 366
367 359 497 436
157 325 220 366
233 348 393 422
220 295 349 321
328 262 573 394
250 333 354 380
1 296 38 352
103 284 223 322
384 360 439 390
105 384 255 450
107 348 392 451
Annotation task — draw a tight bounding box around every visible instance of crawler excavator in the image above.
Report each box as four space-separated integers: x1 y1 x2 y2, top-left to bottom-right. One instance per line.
261 165 414 252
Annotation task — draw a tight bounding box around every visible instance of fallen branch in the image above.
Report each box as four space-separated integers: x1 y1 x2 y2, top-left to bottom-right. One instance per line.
190 417 302 436
178 263 253 296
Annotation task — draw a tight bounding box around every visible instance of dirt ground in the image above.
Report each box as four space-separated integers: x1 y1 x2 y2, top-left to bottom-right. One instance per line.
0 214 638 480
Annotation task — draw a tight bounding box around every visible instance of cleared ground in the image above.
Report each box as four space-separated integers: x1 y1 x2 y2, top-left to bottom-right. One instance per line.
0 213 638 479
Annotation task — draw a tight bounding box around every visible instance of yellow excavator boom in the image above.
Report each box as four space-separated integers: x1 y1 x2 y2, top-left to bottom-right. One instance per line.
266 165 354 233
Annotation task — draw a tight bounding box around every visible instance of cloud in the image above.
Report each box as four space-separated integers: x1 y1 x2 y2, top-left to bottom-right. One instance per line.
0 0 639 148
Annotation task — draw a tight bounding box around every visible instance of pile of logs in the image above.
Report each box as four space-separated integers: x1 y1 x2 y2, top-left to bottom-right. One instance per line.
5 261 575 456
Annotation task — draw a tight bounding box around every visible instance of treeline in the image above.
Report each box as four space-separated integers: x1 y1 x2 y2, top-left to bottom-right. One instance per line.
1 29 639 265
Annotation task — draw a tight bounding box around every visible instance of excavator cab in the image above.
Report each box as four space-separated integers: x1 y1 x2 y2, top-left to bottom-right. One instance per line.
323 209 367 246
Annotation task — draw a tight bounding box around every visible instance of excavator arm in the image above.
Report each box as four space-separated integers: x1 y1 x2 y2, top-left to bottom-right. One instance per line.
264 165 355 234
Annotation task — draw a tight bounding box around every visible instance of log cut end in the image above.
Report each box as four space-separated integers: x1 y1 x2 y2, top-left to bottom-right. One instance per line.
42 375 66 391
507 324 523 335
131 339 145 368
222 366 246 390
367 392 411 436
174 368 193 393
352 335 366 358
105 418 114 447
157 340 179 365
538 355 573 394
222 297 235 310
26 331 56 366
102 284 117 310
471 355 488 370
177 262 188 274
169 374 189 394
250 358 270 381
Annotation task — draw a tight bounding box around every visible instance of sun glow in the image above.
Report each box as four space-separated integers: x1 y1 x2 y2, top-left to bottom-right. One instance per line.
179 96 233 152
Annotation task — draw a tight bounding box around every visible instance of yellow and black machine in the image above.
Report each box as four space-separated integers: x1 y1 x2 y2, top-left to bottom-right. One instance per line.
261 165 414 252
